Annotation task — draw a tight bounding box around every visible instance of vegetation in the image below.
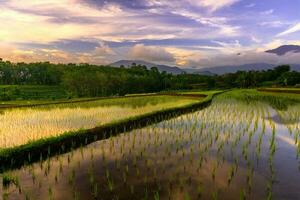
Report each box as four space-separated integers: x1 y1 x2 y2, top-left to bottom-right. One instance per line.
0 95 201 148
258 88 300 94
0 59 299 101
0 85 69 101
219 89 300 110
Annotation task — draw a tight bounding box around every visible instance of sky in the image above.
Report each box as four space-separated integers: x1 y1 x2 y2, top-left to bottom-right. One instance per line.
0 0 300 68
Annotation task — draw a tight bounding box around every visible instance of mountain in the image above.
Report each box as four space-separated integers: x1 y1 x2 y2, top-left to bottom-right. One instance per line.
194 71 216 76
197 63 300 75
111 60 300 75
110 60 184 75
196 63 275 75
184 68 216 76
265 45 300 56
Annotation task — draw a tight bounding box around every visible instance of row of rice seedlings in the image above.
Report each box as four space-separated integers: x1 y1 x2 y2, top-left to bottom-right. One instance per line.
0 97 198 148
277 105 300 160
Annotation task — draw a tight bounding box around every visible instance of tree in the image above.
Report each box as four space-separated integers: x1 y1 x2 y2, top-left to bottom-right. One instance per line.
278 71 300 86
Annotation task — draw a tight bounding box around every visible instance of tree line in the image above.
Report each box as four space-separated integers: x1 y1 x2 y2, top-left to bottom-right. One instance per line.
0 59 299 97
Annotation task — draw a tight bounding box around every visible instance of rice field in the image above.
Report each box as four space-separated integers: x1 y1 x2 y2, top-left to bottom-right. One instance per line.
2 93 300 200
0 95 201 149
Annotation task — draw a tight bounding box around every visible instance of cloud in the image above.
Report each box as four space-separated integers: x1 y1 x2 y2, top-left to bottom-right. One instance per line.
261 9 274 15
94 44 116 56
0 1 108 43
0 42 112 64
245 3 255 8
211 40 244 54
277 23 300 37
189 0 240 11
129 44 175 63
183 50 300 68
251 36 262 43
170 10 240 38
0 0 298 67
259 21 291 28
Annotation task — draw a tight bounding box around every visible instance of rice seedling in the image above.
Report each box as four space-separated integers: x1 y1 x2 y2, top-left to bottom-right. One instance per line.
2 173 19 189
48 185 53 200
227 165 235 185
240 189 246 200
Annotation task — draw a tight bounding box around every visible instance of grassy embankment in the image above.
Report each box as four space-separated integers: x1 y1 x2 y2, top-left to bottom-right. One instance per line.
258 87 300 94
0 91 221 172
218 89 300 110
0 85 69 101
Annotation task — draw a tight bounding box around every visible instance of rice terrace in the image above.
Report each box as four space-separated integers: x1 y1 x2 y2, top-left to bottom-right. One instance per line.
1 0 300 199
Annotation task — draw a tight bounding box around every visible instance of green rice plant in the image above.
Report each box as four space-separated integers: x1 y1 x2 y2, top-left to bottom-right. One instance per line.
122 171 127 185
54 172 58 184
29 166 36 184
266 181 273 200
2 173 19 189
239 189 246 200
144 187 149 200
25 192 30 200
246 167 254 193
297 142 300 159
2 192 9 200
211 162 217 181
212 190 219 200
154 191 160 200
92 183 98 199
184 192 191 200
68 168 76 186
227 165 235 185
73 191 80 200
48 186 53 200
107 176 114 192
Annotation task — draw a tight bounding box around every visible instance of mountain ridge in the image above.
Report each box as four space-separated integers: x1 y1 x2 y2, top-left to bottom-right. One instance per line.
110 60 184 75
111 53 300 75
265 45 300 56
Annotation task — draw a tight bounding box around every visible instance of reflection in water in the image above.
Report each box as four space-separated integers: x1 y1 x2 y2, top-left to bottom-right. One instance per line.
2 100 300 200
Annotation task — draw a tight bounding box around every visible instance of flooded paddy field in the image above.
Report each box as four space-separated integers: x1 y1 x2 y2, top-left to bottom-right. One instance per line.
2 96 300 200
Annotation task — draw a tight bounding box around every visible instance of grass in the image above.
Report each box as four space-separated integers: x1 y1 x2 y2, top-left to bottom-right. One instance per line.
0 97 99 108
179 90 223 96
258 87 300 93
0 95 201 148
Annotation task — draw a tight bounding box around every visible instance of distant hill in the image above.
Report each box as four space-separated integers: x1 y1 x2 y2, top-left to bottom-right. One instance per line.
184 68 216 76
110 60 184 75
111 60 300 75
266 45 300 56
196 63 275 75
197 63 300 75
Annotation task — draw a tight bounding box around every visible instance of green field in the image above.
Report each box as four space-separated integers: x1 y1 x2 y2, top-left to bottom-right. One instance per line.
258 87 300 95
0 85 69 101
0 95 205 149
